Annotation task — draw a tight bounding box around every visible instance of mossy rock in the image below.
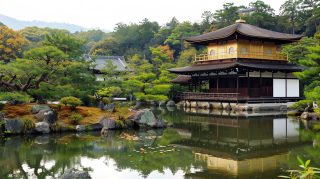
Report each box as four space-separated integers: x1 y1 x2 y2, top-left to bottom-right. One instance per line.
31 105 51 114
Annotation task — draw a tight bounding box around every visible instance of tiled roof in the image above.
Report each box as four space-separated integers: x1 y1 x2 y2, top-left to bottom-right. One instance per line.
168 60 301 74
185 22 302 44
171 75 192 84
85 55 129 71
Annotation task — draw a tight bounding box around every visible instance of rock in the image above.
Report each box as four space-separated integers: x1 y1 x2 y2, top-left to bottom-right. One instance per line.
98 101 104 110
132 101 141 110
287 110 301 116
76 125 86 132
301 112 318 120
35 109 58 124
4 118 24 134
104 103 116 112
101 127 108 137
32 105 51 114
35 122 50 134
129 109 166 128
59 168 91 179
99 117 116 129
85 123 103 131
309 113 318 120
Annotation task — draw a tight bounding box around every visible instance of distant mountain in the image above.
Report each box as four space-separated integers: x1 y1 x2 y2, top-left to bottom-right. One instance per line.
0 14 86 32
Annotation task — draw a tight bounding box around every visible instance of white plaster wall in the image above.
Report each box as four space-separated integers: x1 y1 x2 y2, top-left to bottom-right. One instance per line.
287 79 299 97
273 79 286 97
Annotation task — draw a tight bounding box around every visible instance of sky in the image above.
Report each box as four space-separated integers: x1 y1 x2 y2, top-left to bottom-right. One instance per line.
0 0 287 31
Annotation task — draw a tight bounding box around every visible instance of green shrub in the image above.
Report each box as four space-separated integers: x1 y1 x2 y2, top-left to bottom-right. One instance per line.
21 117 35 131
69 113 83 125
115 119 125 128
279 156 320 178
0 92 32 104
290 100 313 111
60 96 82 110
314 108 320 118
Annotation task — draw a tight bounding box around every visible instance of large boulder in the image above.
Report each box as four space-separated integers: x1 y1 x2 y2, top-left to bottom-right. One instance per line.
86 123 103 131
35 109 58 124
32 105 51 114
99 117 116 129
104 103 116 112
4 118 24 134
129 109 166 128
301 112 318 120
59 168 91 179
35 122 50 134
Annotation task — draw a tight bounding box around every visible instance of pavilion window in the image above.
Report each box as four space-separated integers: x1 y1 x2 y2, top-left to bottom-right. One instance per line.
209 49 216 56
240 47 248 54
265 49 272 55
228 47 235 54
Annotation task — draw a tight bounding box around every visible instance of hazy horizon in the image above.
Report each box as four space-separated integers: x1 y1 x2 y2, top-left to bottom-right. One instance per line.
0 0 287 31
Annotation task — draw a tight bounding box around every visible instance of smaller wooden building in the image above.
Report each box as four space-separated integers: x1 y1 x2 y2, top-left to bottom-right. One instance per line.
168 20 303 104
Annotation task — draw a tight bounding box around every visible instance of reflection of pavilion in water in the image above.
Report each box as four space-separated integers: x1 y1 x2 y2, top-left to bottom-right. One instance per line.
171 110 306 177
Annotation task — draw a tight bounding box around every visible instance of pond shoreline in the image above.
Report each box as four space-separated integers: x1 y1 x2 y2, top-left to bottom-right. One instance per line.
0 103 168 137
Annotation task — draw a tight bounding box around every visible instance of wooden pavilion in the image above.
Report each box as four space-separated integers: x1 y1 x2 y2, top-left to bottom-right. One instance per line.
168 20 303 103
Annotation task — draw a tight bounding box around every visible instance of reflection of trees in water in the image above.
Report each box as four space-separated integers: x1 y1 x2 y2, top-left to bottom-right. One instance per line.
0 129 200 178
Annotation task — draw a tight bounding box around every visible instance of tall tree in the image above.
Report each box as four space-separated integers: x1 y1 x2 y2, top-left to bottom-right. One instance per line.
244 0 276 29
44 32 84 59
213 3 240 28
280 0 303 34
0 26 27 62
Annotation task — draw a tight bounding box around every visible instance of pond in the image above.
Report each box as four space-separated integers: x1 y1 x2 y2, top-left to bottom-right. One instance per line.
0 107 319 179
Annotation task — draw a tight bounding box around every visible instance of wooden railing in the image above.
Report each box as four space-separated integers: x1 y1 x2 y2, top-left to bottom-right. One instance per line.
194 51 288 62
180 92 239 101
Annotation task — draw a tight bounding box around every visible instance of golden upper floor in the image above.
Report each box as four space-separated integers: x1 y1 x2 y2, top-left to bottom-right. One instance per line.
185 21 302 62
195 39 288 62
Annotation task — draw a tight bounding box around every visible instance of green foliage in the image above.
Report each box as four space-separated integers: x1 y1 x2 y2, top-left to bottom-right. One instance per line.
305 87 320 101
97 86 122 98
0 25 28 62
314 108 320 118
0 92 32 103
69 112 83 125
60 96 82 110
21 117 35 131
89 37 120 56
290 100 313 110
44 32 84 59
279 156 320 179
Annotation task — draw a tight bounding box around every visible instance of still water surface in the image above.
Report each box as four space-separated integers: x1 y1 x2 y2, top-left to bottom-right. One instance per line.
0 108 319 179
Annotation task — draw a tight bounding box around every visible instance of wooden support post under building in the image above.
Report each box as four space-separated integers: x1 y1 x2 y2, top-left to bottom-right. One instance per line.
285 72 287 97
236 72 239 103
216 75 219 93
260 70 262 97
247 70 250 97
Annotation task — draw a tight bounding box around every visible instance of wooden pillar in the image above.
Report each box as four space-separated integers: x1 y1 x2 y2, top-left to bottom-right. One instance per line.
247 70 250 97
260 70 262 97
272 71 274 97
285 72 287 97
236 72 239 102
216 74 219 93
